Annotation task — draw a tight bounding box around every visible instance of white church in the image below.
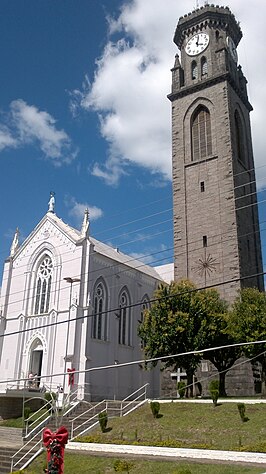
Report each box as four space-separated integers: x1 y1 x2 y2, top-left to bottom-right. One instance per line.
0 195 173 407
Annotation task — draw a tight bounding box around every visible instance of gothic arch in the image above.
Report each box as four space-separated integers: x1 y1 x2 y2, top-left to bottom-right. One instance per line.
183 97 216 163
24 332 47 356
118 286 132 346
201 56 208 76
191 105 212 161
191 60 198 80
91 277 109 341
26 243 61 316
27 242 61 273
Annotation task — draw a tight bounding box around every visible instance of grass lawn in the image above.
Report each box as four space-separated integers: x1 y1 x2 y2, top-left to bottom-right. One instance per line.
24 451 264 474
76 402 266 452
0 408 49 429
8 402 266 473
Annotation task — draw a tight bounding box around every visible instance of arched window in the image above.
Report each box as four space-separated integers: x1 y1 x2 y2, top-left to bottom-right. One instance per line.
191 61 198 80
191 106 212 161
139 297 150 349
235 110 246 164
118 289 131 346
34 255 52 315
92 280 108 341
201 57 208 76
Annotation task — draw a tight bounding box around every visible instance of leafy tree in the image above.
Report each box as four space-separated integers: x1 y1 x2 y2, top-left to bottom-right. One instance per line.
199 292 240 397
138 280 228 397
229 287 266 396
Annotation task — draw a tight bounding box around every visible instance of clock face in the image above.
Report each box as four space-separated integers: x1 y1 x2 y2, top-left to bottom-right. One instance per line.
185 33 209 56
226 36 238 63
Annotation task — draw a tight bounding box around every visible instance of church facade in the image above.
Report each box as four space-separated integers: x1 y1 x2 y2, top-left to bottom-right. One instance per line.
0 203 164 403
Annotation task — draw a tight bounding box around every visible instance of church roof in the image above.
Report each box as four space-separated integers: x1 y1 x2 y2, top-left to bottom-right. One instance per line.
90 237 163 281
12 211 163 282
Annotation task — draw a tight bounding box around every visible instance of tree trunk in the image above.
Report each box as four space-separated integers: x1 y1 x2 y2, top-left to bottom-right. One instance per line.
261 358 266 398
218 371 227 397
186 370 194 398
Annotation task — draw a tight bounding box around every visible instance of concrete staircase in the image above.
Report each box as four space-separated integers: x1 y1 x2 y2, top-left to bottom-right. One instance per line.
0 427 23 474
3 384 149 472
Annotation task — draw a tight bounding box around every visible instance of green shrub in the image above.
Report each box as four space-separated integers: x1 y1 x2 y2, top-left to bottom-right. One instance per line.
237 403 249 422
23 406 31 420
209 380 219 406
177 381 186 398
150 401 160 418
98 410 108 432
113 459 134 472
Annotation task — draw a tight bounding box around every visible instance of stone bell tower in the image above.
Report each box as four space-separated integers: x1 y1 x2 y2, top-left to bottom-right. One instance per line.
168 4 264 302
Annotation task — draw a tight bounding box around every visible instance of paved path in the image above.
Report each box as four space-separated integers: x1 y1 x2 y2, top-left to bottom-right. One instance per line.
66 442 266 468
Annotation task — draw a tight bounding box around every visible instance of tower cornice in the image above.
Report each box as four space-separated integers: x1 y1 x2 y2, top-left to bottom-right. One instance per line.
174 5 242 48
168 72 252 112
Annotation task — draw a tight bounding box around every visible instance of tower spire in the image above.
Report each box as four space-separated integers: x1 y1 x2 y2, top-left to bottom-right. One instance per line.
10 228 19 257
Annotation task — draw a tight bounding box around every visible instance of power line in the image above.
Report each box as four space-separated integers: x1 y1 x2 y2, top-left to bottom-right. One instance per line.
1 337 266 386
1 268 266 341
2 215 266 314
1 158 265 264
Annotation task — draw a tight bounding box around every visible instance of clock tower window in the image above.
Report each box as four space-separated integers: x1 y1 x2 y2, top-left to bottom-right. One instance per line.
201 57 208 77
191 61 198 80
191 106 212 161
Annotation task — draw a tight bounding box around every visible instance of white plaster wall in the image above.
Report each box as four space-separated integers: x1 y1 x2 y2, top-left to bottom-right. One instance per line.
0 215 161 400
85 252 160 401
0 215 84 392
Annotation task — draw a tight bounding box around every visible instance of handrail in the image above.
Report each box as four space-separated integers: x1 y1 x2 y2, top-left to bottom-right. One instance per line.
70 384 150 440
10 383 150 470
71 408 106 438
71 399 106 424
122 383 149 403
25 399 53 437
11 429 43 472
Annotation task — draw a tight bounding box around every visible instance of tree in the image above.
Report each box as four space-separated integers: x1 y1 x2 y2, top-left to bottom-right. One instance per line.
203 311 240 397
195 289 240 396
138 280 228 397
229 287 266 396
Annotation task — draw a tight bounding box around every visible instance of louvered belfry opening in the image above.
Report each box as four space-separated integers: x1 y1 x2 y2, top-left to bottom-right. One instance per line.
192 106 212 161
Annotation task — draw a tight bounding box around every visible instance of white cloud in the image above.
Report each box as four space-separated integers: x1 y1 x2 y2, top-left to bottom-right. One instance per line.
65 195 103 225
0 126 18 151
0 99 77 165
73 0 266 187
72 0 180 185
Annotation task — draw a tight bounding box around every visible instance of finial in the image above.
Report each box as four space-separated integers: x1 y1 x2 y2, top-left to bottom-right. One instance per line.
174 54 181 68
48 191 55 213
10 227 20 257
81 208 90 238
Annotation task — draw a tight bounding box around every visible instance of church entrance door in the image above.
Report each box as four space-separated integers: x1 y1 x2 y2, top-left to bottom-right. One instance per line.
29 347 43 387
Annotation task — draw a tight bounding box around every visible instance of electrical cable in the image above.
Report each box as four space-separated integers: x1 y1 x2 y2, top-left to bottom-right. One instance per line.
2 216 266 314
1 267 266 341
1 337 266 386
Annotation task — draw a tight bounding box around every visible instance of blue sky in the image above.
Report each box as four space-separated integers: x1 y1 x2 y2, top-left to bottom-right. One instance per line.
1 0 266 278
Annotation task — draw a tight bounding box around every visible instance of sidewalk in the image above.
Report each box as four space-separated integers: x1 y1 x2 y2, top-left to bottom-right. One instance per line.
66 441 266 467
